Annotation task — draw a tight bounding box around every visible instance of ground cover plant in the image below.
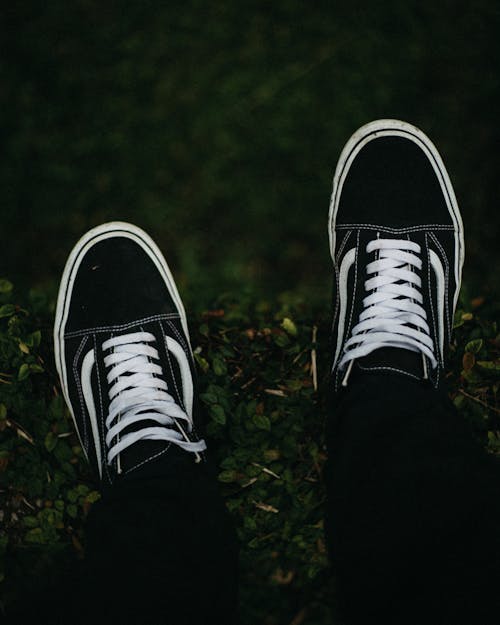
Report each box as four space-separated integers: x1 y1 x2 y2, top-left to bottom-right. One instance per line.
0 278 498 624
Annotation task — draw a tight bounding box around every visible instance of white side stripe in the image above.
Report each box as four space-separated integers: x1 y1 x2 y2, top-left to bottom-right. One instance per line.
429 249 445 364
81 349 103 478
333 247 357 370
165 336 193 418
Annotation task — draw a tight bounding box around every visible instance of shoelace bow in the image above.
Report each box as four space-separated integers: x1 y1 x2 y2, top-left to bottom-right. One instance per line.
339 239 437 383
102 331 206 469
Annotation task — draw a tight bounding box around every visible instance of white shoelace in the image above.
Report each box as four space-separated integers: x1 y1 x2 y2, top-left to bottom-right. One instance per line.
339 239 437 383
102 331 206 469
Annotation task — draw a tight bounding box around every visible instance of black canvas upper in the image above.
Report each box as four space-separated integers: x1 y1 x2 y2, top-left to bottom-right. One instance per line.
64 236 179 331
337 136 451 227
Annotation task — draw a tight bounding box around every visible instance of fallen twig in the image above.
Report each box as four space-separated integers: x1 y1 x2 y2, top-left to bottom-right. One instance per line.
458 389 500 414
311 325 318 391
251 462 281 480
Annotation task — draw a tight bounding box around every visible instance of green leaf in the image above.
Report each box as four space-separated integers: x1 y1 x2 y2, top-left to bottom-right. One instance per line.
18 363 30 381
477 361 500 372
0 279 13 294
210 404 226 425
253 414 271 431
54 440 73 462
245 400 258 417
194 353 209 373
218 469 238 483
465 339 483 354
67 488 79 503
263 449 280 461
212 355 227 376
25 528 45 544
281 317 297 336
23 516 39 529
285 379 303 392
0 304 16 319
200 392 218 405
67 504 78 519
44 431 58 453
18 341 30 354
0 404 6 420
274 334 290 347
30 330 42 347
85 491 101 504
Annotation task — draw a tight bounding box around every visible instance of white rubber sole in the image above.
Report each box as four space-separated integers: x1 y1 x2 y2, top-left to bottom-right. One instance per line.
53 221 190 448
328 119 465 310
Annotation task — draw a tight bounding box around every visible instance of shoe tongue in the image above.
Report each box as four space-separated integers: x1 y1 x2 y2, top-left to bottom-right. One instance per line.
119 440 194 482
115 409 189 475
355 347 426 380
117 437 170 475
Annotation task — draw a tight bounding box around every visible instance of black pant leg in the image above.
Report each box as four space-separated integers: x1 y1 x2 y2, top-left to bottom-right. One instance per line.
80 461 239 625
324 375 500 625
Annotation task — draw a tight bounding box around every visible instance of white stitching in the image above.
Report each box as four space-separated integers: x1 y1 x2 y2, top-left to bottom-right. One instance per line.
72 335 89 449
162 321 204 451
124 445 171 476
335 230 360 390
331 230 353 332
166 320 190 358
336 224 454 232
64 313 180 338
425 234 440 388
335 230 353 263
94 334 112 483
344 230 360 352
159 321 184 410
428 231 451 342
356 363 422 382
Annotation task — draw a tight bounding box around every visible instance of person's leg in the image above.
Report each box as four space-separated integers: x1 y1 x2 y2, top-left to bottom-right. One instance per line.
324 119 499 624
8 462 238 625
81 463 238 625
324 374 500 625
48 221 238 625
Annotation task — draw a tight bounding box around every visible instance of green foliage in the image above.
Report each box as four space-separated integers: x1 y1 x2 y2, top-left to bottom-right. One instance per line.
2 3 500 305
0 282 98 608
0 281 498 624
451 298 500 451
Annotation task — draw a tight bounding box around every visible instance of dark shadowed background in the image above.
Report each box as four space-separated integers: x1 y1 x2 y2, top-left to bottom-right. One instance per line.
1 1 499 306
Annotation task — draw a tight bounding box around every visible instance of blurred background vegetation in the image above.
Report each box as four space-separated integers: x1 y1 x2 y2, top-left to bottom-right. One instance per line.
2 0 499 310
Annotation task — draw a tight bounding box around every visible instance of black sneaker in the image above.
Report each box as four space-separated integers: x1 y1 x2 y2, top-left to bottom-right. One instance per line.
54 222 207 485
328 119 464 390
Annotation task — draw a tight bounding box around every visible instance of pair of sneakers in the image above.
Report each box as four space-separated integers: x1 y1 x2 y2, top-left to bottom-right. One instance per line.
54 119 464 485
